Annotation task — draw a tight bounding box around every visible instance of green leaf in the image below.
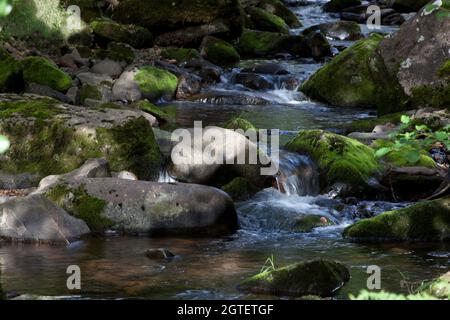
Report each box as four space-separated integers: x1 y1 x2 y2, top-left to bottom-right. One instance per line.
400 115 411 125
405 150 421 164
415 125 429 132
435 131 449 141
375 147 392 158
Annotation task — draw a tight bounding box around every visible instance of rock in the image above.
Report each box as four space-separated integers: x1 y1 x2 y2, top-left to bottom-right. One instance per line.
112 0 245 40
303 20 362 41
300 34 408 114
95 42 135 65
221 177 258 201
339 113 404 134
131 100 170 122
199 36 240 66
66 87 80 105
187 91 271 105
391 0 430 13
112 66 178 102
285 130 384 196
90 18 153 48
145 248 175 260
44 177 238 235
0 194 90 244
24 83 71 104
238 259 350 297
377 3 450 110
0 94 161 182
0 48 22 93
343 196 450 242
323 0 361 12
421 271 450 299
256 0 302 27
232 72 274 90
19 57 72 93
184 58 222 83
242 62 289 75
116 171 138 181
293 215 334 233
303 30 333 60
160 48 201 64
0 171 41 190
224 117 257 132
168 126 275 188
77 72 113 86
246 6 290 33
152 61 201 99
79 83 112 106
91 59 123 78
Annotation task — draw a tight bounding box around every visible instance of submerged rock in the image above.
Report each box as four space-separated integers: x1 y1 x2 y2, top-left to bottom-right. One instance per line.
0 194 90 244
145 248 175 260
293 215 334 233
303 20 362 41
43 178 238 236
238 259 350 297
343 197 450 242
285 130 384 196
187 91 271 105
0 94 161 183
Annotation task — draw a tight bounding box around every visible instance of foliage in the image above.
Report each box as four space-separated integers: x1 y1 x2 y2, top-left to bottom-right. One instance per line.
350 289 438 300
260 255 277 274
0 0 12 17
374 115 450 166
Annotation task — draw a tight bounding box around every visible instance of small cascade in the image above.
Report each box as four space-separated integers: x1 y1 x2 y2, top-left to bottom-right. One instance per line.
275 151 320 196
158 169 177 183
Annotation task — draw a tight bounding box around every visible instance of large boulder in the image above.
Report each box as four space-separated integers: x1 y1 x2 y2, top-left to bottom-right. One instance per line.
0 94 161 187
42 177 238 235
112 0 245 40
0 194 90 244
256 0 302 27
112 66 178 102
343 196 450 242
377 2 450 109
285 130 384 196
302 20 362 41
300 34 408 114
246 6 290 33
199 36 240 66
238 259 350 297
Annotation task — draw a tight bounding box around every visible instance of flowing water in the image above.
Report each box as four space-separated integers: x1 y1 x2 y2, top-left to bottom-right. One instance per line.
0 1 449 300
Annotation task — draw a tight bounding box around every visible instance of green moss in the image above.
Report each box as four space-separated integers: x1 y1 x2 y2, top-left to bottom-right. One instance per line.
160 48 200 63
200 36 240 66
247 7 289 34
293 215 334 233
343 197 450 242
224 117 256 132
131 100 169 121
373 140 436 168
437 60 450 78
19 56 72 92
238 29 289 57
411 83 450 109
221 177 257 201
285 130 383 192
0 98 62 119
90 18 153 48
46 183 112 232
0 48 22 92
79 84 102 104
239 259 350 297
340 112 403 133
420 272 450 299
300 34 408 114
134 66 178 101
258 0 302 28
350 290 438 300
95 42 135 64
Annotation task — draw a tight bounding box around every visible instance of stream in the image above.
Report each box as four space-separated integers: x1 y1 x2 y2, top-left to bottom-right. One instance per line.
0 0 449 300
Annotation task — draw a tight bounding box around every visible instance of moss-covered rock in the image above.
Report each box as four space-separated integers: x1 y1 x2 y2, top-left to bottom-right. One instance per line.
19 56 72 92
411 83 450 110
239 259 350 297
293 215 334 233
131 100 170 121
95 42 135 64
257 0 302 28
285 130 383 195
303 20 362 41
224 117 256 132
0 49 21 93
340 113 403 133
221 177 258 201
90 18 153 48
0 94 162 181
373 140 436 168
420 271 450 299
160 47 200 63
343 197 450 242
134 66 179 101
246 7 289 34
238 29 287 56
200 36 240 66
300 34 408 114
438 60 450 78
323 0 361 12
112 0 245 40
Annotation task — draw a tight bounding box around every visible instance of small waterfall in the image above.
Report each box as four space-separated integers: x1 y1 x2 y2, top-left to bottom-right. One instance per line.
275 151 320 196
158 169 177 183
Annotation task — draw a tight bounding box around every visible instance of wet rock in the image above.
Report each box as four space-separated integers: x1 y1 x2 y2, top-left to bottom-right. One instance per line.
112 66 178 102
0 194 90 244
285 130 384 197
90 18 153 48
199 36 240 66
293 215 334 233
131 99 170 122
184 58 222 83
246 6 290 33
187 91 271 105
390 0 430 13
176 74 202 99
343 196 450 242
303 20 362 41
145 248 175 260
91 59 123 78
224 117 257 132
242 63 289 75
43 177 238 236
77 72 113 86
0 94 161 182
238 259 350 297
112 0 245 40
159 48 201 64
221 177 258 201
323 0 361 12
303 30 333 60
232 72 275 90
257 0 302 28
